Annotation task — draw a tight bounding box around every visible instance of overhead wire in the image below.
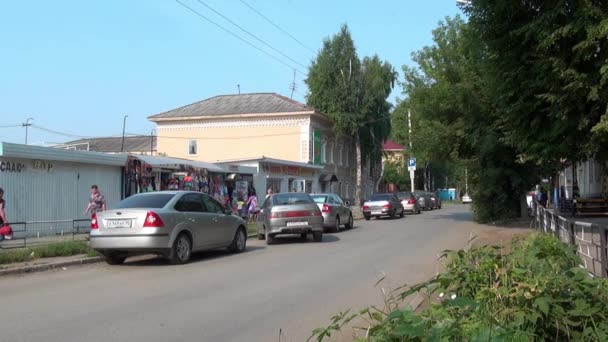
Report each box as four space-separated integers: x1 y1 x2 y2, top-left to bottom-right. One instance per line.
30 124 90 139
237 0 316 54
174 0 305 75
193 0 308 70
0 124 22 128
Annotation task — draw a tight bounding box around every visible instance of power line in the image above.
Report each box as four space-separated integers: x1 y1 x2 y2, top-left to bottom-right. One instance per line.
174 0 305 75
0 124 21 128
193 0 308 70
238 0 316 54
30 124 90 139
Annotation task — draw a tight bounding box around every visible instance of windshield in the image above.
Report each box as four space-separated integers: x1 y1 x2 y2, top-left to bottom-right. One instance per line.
112 193 175 209
272 193 314 205
310 195 328 204
370 194 391 201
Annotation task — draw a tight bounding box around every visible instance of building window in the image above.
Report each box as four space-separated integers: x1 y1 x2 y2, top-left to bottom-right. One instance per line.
329 142 334 164
338 145 344 166
188 140 197 155
322 141 327 164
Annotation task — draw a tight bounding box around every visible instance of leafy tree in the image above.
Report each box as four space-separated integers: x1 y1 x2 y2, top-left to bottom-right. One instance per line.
462 0 608 164
306 25 396 205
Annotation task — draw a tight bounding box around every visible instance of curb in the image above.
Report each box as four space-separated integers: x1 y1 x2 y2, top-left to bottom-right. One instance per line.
0 256 104 277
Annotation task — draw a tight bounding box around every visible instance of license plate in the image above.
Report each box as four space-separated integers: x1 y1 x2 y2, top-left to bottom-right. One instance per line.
371 210 382 215
106 219 132 229
286 221 308 227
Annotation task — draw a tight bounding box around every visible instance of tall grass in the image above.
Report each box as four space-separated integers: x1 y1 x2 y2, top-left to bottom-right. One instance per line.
0 241 96 265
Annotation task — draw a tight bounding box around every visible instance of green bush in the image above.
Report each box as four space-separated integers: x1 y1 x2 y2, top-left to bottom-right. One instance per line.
310 233 608 341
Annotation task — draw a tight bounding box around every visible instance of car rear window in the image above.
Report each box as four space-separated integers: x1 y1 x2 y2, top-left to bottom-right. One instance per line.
370 194 391 201
310 195 328 204
397 192 412 199
113 193 176 209
272 193 314 205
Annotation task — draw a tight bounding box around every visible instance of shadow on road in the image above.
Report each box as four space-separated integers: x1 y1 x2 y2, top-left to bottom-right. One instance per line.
270 234 340 245
121 245 267 267
430 211 474 222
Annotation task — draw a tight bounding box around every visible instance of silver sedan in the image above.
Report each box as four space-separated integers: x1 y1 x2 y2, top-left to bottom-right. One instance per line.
256 193 324 245
310 193 354 232
90 191 248 265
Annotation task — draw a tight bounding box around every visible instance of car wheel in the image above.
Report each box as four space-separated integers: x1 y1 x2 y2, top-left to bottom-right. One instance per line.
104 253 126 265
169 233 192 265
345 214 354 229
257 233 265 240
300 233 308 240
313 231 323 242
266 231 276 245
400 209 405 218
228 228 247 253
332 216 340 233
364 215 371 221
390 210 396 219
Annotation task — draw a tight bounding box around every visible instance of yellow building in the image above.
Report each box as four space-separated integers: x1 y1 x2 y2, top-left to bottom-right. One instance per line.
149 93 379 202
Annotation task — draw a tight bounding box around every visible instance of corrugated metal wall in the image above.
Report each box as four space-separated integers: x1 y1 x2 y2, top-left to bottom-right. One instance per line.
0 157 122 223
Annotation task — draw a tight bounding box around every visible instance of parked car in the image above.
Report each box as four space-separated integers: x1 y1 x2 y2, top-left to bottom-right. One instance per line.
90 191 248 265
396 192 420 214
429 192 442 209
413 191 432 210
462 194 472 204
362 194 405 220
256 192 324 244
310 193 354 232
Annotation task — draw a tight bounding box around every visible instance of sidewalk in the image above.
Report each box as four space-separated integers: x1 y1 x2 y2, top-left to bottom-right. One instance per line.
0 254 102 276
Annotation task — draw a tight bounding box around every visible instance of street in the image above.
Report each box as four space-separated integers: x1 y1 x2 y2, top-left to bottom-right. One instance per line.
0 205 478 342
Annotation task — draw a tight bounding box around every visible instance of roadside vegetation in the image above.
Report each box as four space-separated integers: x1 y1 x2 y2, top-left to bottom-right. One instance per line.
309 233 608 341
0 241 96 266
393 1 608 223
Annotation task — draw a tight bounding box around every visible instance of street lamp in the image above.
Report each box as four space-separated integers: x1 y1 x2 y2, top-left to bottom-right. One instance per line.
121 115 128 152
23 117 33 145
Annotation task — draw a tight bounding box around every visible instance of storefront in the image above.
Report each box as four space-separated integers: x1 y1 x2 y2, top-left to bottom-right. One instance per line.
0 142 126 224
215 157 324 204
125 154 226 198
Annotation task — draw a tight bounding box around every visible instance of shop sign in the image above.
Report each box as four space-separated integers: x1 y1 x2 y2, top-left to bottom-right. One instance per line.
261 163 315 177
0 160 25 173
32 160 54 172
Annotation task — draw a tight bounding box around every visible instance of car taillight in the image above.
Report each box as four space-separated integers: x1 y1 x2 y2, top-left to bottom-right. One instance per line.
91 213 99 229
362 205 370 210
383 204 391 209
322 204 331 213
407 199 416 204
143 211 165 228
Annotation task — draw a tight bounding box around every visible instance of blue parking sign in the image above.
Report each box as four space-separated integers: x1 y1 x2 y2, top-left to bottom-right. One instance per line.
408 158 416 167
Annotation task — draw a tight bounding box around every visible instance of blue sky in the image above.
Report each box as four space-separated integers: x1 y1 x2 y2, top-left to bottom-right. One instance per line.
0 0 460 145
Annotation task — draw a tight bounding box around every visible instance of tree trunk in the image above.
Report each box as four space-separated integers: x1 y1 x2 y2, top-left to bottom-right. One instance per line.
423 161 429 191
355 134 363 207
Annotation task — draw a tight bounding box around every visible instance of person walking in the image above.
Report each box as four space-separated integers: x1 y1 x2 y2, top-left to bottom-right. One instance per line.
247 191 258 223
0 188 13 240
85 185 106 216
266 188 273 200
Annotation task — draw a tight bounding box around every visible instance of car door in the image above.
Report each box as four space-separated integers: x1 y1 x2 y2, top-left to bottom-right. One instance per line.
174 193 210 249
202 194 234 247
333 195 350 220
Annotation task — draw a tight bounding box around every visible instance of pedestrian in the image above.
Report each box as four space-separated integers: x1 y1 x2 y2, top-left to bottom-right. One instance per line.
247 191 258 223
266 188 273 199
85 185 106 216
0 188 13 240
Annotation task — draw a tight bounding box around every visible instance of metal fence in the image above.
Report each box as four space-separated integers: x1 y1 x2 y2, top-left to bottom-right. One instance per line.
533 206 608 278
1 219 91 249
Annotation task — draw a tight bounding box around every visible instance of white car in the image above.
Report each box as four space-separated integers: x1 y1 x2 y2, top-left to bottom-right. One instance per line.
462 194 472 204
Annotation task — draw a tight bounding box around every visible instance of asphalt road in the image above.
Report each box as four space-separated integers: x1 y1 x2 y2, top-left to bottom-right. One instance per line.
0 205 477 342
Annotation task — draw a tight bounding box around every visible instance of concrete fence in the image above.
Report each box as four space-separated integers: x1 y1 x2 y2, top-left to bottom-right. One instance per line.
533 206 608 278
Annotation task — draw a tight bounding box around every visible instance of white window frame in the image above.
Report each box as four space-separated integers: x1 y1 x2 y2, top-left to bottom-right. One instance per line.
338 145 344 166
328 142 334 164
322 141 327 164
188 139 198 156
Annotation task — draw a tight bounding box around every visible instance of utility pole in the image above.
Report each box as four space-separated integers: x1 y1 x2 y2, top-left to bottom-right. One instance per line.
150 129 155 155
289 69 296 99
121 115 128 152
237 84 241 94
23 117 33 145
408 109 415 192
